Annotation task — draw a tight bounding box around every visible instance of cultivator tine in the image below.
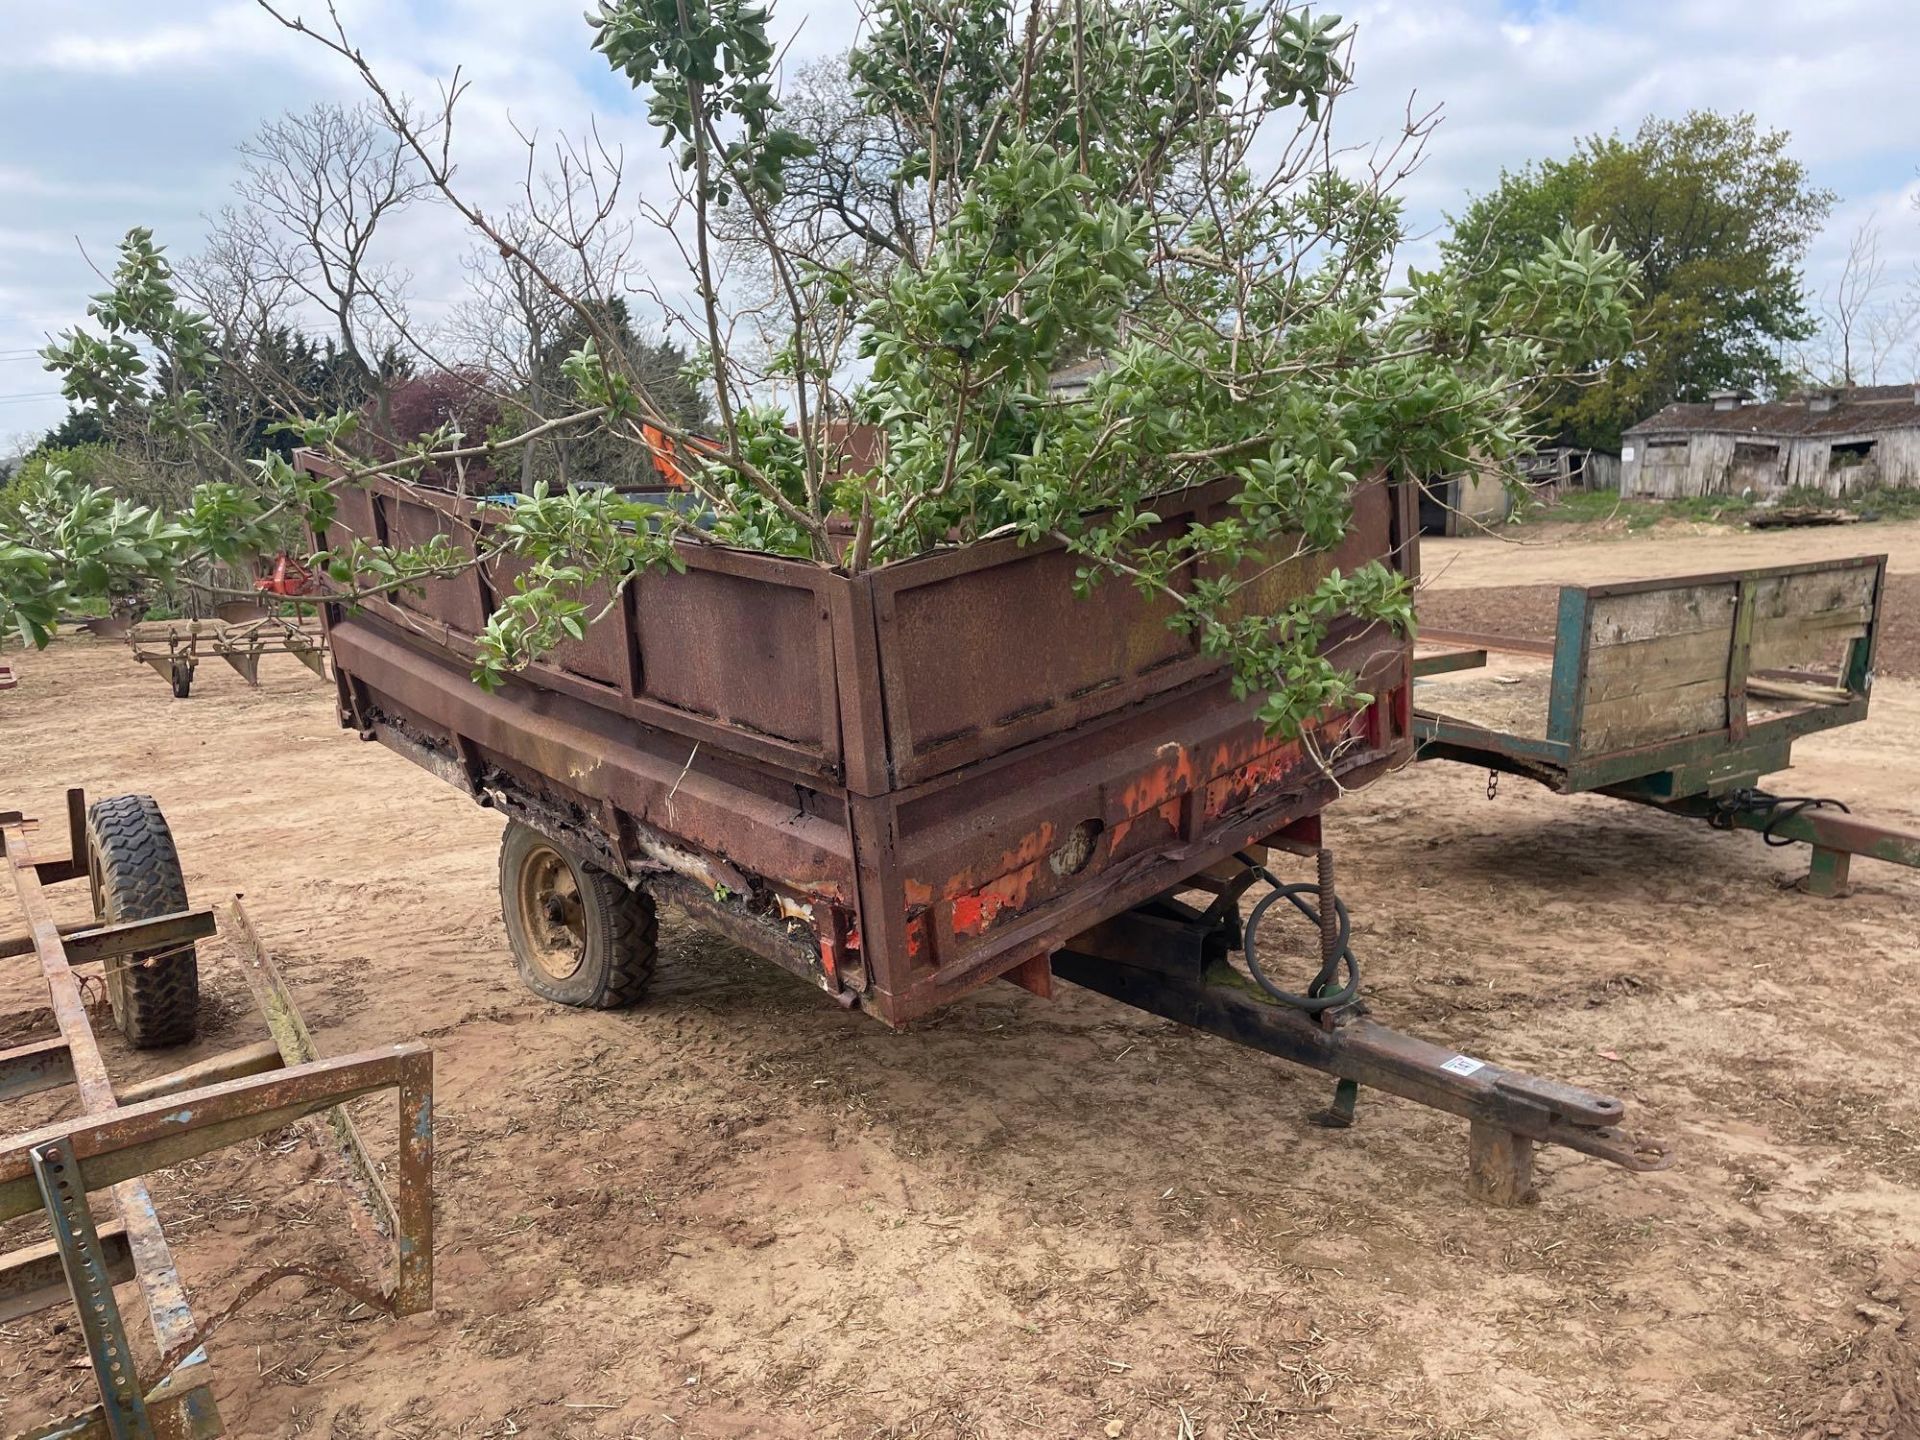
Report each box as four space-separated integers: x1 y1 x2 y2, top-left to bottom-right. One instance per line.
216 651 261 686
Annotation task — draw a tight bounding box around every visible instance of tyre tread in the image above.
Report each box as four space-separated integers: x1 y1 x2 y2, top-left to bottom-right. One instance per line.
86 794 199 1048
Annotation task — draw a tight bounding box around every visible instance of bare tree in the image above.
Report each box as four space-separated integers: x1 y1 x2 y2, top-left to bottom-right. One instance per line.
236 99 430 432
1805 219 1920 386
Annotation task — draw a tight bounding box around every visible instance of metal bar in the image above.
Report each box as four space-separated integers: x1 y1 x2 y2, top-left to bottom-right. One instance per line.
392 1050 434 1316
0 1047 433 1224
1411 647 1488 678
3 810 226 1432
31 1141 153 1439
1544 585 1592 751
1843 556 1885 693
112 1179 208 1363
1416 627 1556 658
1054 907 1671 1191
1413 715 1575 765
1644 794 1920 871
223 901 403 1250
1805 846 1852 898
0 920 97 961
2 819 129 1114
0 1218 133 1324
0 1037 74 1102
1726 575 1756 744
63 911 217 968
65 788 88 882
114 1041 284 1107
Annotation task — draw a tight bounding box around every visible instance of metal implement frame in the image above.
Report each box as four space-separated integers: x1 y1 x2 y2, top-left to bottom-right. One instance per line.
126 615 326 696
1412 555 1920 895
0 789 432 1440
1054 835 1670 1205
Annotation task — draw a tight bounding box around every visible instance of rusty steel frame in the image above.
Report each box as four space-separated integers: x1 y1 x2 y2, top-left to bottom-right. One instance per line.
126 615 327 696
306 452 1422 1027
0 790 432 1440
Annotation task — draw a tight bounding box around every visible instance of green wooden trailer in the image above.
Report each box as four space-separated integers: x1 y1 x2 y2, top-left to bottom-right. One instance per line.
1412 554 1920 896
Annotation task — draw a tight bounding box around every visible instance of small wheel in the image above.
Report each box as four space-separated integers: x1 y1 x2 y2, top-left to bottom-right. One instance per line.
498 822 656 1008
85 794 200 1048
170 662 193 699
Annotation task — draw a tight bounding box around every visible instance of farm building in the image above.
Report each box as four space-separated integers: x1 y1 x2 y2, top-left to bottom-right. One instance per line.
1620 383 1920 498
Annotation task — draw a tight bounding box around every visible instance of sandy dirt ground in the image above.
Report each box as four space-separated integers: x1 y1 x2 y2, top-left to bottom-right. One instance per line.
3 519 1918 1440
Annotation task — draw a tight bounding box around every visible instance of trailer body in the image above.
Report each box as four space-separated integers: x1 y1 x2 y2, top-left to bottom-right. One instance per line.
307 457 1417 1025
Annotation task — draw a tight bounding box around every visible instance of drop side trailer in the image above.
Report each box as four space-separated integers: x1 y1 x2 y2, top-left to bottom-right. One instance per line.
300 452 1666 1202
1414 554 1920 895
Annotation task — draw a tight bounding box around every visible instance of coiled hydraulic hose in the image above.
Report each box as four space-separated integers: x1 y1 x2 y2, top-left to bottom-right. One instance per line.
1234 852 1361 1013
1708 786 1851 846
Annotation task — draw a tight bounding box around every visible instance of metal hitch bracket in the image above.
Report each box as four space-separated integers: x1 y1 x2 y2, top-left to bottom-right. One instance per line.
1054 870 1670 1205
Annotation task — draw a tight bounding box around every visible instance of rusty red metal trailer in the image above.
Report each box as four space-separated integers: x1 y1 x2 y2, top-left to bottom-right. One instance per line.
302 452 1665 1200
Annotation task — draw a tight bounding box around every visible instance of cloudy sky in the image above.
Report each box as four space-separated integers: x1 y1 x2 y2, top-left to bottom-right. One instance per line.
2 0 1917 448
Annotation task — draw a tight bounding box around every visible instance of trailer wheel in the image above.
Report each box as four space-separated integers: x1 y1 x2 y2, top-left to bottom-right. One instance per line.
85 794 200 1049
498 822 656 1009
170 661 194 699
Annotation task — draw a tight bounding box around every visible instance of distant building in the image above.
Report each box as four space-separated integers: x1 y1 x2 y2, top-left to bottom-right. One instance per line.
1621 383 1920 498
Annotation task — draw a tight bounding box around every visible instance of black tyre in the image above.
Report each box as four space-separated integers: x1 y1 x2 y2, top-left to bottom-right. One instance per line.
498 821 657 1008
170 663 193 699
85 794 200 1048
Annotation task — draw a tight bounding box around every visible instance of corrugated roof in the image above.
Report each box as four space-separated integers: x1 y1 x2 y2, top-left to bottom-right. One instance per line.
1626 383 1920 439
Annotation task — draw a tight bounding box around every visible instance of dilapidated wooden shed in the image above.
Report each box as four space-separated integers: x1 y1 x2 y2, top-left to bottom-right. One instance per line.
1620 384 1920 498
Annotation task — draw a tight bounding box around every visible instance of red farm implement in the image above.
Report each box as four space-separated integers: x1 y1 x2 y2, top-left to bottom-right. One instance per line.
300 451 1668 1203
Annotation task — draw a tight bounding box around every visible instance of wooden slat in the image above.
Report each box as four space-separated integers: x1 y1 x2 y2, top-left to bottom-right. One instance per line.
1750 565 1875 622
1749 606 1872 672
1586 582 1739 646
1578 675 1730 752
1582 625 1734 703
1747 677 1852 707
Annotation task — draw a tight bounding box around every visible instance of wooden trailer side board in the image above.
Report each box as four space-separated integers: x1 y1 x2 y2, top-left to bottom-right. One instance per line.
1417 553 1885 798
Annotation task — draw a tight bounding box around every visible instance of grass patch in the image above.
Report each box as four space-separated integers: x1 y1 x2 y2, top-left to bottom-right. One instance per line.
1519 489 1757 531
1518 484 1920 532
